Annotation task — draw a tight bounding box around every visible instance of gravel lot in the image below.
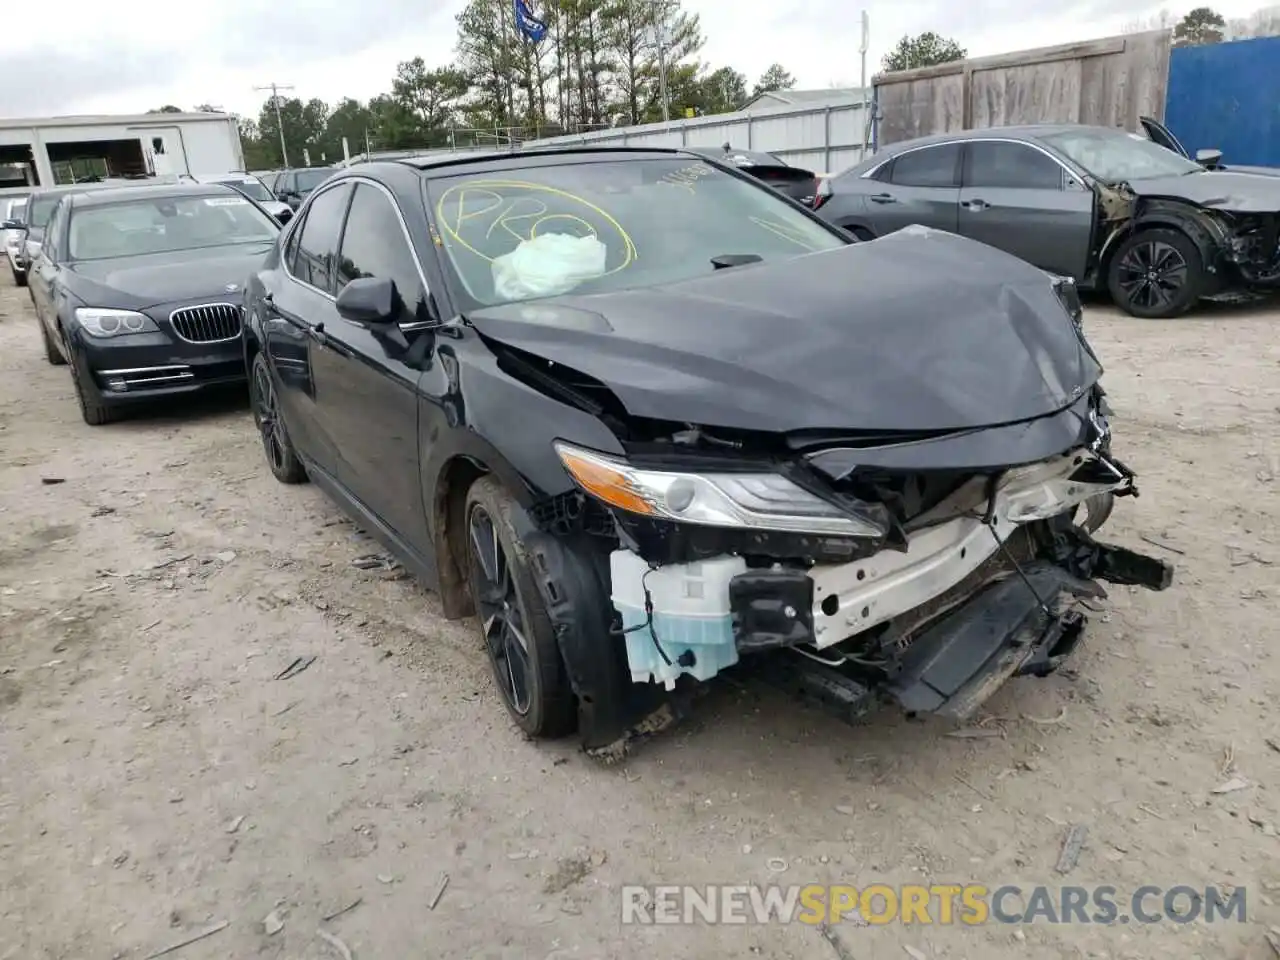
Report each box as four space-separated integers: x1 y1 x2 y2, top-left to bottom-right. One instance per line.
1 271 1278 960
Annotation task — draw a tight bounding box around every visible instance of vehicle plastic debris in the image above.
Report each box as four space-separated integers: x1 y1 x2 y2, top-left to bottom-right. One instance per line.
1212 777 1251 794
429 873 450 909
1055 824 1088 874
610 550 746 689
274 656 316 681
321 897 363 922
143 920 229 959
317 929 353 960
262 910 284 935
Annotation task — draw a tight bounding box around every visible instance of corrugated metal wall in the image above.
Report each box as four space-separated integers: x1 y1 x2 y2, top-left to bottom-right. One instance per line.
1164 35 1280 167
873 30 1173 146
521 96 871 173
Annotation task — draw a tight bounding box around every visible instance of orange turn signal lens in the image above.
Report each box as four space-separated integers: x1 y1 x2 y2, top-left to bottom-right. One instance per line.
554 444 657 517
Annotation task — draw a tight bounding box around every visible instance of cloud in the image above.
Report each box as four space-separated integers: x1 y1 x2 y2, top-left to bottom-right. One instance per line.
0 48 185 116
0 0 1271 118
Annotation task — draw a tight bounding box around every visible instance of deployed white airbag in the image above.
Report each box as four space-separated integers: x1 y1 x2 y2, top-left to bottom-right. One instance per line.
491 232 608 300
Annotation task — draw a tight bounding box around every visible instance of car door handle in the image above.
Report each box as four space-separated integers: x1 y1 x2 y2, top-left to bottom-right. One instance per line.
306 323 327 346
963 199 991 211
869 193 898 204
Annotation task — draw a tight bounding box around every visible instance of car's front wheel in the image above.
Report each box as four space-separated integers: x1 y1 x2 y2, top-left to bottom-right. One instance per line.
250 352 307 484
1107 228 1205 319
464 475 576 739
68 357 116 426
39 320 66 366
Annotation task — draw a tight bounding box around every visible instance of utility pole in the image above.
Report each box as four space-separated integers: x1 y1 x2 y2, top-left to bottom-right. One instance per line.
652 0 671 122
253 82 295 167
859 12 873 155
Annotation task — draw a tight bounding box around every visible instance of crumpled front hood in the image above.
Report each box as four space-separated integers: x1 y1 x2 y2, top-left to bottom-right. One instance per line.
1127 171 1280 211
65 241 273 309
466 228 1100 434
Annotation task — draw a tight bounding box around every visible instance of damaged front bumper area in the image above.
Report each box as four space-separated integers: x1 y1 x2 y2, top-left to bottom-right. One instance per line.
544 440 1173 742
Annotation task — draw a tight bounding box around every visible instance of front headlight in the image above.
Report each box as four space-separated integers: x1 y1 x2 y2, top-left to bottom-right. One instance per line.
74 308 159 338
554 441 886 537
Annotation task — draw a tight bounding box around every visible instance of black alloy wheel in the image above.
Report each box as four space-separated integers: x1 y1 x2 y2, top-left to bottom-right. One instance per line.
463 476 575 738
251 352 307 484
68 354 116 426
1108 228 1204 319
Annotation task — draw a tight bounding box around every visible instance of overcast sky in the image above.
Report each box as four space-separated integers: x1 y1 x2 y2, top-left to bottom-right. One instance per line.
0 0 1271 120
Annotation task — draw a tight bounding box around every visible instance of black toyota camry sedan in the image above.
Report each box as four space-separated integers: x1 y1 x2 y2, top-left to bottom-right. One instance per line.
29 182 280 424
244 147 1173 757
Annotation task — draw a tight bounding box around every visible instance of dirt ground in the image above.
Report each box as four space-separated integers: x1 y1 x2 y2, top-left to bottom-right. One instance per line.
0 272 1277 960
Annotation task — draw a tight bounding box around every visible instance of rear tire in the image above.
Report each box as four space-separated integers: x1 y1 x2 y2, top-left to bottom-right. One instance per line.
12 267 26 287
464 475 576 739
1107 228 1204 319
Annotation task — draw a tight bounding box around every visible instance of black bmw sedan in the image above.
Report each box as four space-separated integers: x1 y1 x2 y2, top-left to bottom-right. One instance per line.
244 147 1171 756
29 182 280 424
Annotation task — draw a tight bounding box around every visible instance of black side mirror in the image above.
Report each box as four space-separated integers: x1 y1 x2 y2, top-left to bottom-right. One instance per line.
1196 148 1223 168
336 276 398 325
2 219 22 230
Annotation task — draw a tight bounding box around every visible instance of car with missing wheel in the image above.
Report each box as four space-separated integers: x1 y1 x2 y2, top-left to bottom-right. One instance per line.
243 146 1173 757
813 124 1280 318
28 182 280 424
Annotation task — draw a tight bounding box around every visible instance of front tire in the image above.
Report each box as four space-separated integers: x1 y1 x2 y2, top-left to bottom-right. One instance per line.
69 358 116 426
39 320 66 365
1107 228 1204 319
464 475 576 739
250 352 307 484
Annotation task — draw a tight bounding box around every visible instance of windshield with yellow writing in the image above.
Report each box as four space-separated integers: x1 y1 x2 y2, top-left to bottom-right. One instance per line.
425 158 845 308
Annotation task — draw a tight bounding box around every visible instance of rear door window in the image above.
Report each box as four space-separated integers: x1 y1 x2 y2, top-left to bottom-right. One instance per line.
889 144 961 188
291 183 352 294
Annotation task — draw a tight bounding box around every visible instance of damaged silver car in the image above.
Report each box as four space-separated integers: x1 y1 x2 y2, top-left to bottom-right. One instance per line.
244 147 1174 759
813 123 1280 318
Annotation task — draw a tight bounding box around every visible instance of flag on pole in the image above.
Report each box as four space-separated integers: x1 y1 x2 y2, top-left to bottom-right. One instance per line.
514 0 548 43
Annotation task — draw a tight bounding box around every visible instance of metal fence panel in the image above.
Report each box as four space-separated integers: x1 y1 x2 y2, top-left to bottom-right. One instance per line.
522 96 870 175
1164 35 1280 166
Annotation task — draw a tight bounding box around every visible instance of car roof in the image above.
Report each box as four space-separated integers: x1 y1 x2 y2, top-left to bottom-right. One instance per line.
868 123 1136 156
396 145 725 178
67 182 240 207
29 180 141 198
685 146 785 166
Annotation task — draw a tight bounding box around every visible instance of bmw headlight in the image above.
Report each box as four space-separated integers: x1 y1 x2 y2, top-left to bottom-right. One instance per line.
74 308 159 338
554 442 886 537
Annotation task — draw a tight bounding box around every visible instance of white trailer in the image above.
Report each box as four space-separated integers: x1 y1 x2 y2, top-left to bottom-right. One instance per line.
0 112 245 196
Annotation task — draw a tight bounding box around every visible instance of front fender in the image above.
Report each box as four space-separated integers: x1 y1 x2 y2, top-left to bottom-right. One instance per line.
419 334 626 513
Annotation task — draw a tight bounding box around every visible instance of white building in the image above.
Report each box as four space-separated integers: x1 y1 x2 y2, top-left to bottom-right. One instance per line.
0 112 245 195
